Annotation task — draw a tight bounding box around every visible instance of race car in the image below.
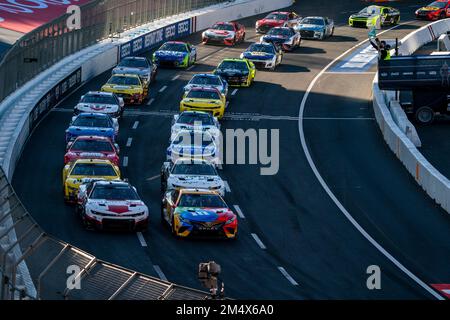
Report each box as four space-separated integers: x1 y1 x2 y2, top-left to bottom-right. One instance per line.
171 111 221 140
295 16 334 40
62 159 121 203
64 135 120 166
65 113 119 143
74 91 124 118
261 27 301 52
202 21 246 46
255 11 301 33
161 158 225 196
76 180 149 231
213 58 256 87
152 41 197 68
101 73 149 105
112 56 157 84
180 87 226 119
349 5 400 28
161 188 237 239
166 130 220 166
183 73 228 97
415 1 450 20
240 42 282 70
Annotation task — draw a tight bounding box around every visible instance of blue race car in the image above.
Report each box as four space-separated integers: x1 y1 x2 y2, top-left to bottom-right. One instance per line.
152 41 197 68
295 16 334 40
260 27 301 51
65 113 119 143
240 42 283 70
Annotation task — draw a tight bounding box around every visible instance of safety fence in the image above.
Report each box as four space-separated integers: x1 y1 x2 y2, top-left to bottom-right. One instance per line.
0 0 229 103
0 167 208 300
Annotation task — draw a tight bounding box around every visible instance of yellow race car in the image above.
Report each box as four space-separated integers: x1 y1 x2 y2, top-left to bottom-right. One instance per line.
180 87 226 119
101 73 148 105
62 159 121 203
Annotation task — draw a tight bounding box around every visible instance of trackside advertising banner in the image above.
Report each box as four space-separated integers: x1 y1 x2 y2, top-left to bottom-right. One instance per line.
119 17 197 60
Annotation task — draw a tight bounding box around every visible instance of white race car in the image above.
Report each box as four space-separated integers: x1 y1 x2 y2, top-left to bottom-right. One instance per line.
161 158 225 196
167 130 220 166
183 73 229 97
76 180 149 231
171 111 221 140
74 91 124 118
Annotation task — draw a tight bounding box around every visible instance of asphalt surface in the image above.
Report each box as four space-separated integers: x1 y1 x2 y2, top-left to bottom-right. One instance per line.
12 0 450 299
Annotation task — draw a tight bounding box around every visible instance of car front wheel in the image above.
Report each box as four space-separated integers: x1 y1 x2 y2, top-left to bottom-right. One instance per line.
415 106 435 124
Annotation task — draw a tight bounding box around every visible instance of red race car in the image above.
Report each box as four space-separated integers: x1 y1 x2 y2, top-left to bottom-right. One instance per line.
416 0 450 20
64 136 120 166
255 11 301 34
202 21 246 46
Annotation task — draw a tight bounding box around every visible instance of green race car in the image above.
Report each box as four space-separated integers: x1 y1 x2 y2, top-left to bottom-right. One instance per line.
152 41 197 68
349 5 400 28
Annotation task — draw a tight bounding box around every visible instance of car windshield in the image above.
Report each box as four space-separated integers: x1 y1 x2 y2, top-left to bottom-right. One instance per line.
172 162 217 175
301 18 324 25
71 139 114 152
212 23 234 31
71 163 117 176
266 13 288 20
159 42 188 52
81 94 117 105
190 75 222 86
117 58 148 68
108 75 140 86
90 184 139 200
172 132 214 147
267 28 291 36
72 116 110 128
218 60 248 71
359 6 380 15
186 90 220 100
178 193 227 208
248 43 275 53
177 113 215 126
429 1 447 8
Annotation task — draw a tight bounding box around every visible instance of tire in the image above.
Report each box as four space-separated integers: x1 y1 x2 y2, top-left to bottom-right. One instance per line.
440 12 446 20
415 106 435 124
331 27 334 36
242 32 246 43
171 217 177 236
80 209 93 231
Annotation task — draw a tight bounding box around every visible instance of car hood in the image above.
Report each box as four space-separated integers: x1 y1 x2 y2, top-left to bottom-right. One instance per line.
215 68 247 76
297 24 324 31
176 207 232 222
205 29 235 37
155 50 187 59
112 67 149 76
184 83 224 93
418 6 440 12
350 13 375 19
262 34 289 42
75 103 119 112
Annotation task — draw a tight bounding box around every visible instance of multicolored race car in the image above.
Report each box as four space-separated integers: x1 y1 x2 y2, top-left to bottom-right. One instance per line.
240 42 282 70
152 41 197 68
260 27 301 52
202 21 246 46
349 5 400 28
214 58 256 87
74 91 124 118
62 159 121 203
415 1 450 20
76 180 149 231
65 113 119 143
180 87 226 119
64 135 120 166
101 73 149 105
161 188 237 239
255 11 301 33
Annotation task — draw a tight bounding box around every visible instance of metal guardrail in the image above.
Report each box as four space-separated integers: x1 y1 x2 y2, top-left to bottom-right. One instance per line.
0 167 208 300
0 0 228 103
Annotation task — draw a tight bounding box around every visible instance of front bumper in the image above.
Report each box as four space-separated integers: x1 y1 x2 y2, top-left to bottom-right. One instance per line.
155 58 187 68
203 36 235 46
220 75 250 87
174 218 237 239
349 19 368 28
74 108 121 118
84 214 149 231
180 103 225 118
299 29 323 39
247 59 275 69
416 12 439 20
256 24 273 33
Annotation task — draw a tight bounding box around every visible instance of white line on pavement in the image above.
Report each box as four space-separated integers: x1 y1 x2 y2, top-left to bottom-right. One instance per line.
251 233 266 249
217 162 223 170
159 85 168 93
233 205 245 219
187 65 195 71
136 232 147 247
123 156 128 167
277 267 299 286
153 265 168 281
171 74 180 81
126 137 132 147
132 121 139 129
147 98 155 105
224 181 231 193
231 89 238 96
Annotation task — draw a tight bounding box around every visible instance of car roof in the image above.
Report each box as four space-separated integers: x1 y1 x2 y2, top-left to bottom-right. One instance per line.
302 16 325 19
122 56 146 60
111 73 140 78
270 11 290 15
93 180 129 187
214 21 234 25
76 112 110 118
165 41 186 44
192 73 219 78
85 91 114 96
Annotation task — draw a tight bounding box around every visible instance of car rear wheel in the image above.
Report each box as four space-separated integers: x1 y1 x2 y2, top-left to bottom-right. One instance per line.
415 106 435 124
171 217 178 236
440 12 446 20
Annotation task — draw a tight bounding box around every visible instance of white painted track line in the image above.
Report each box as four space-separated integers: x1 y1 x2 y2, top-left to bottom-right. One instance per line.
297 21 444 300
132 121 139 129
251 233 266 250
159 85 167 93
231 88 238 96
147 98 155 105
278 267 299 286
172 74 180 81
136 232 147 247
233 205 245 219
123 156 129 167
126 137 132 147
153 265 168 281
187 65 195 71
224 180 231 193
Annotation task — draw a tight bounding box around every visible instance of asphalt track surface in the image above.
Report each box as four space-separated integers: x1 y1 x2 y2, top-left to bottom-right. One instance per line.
12 0 450 299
